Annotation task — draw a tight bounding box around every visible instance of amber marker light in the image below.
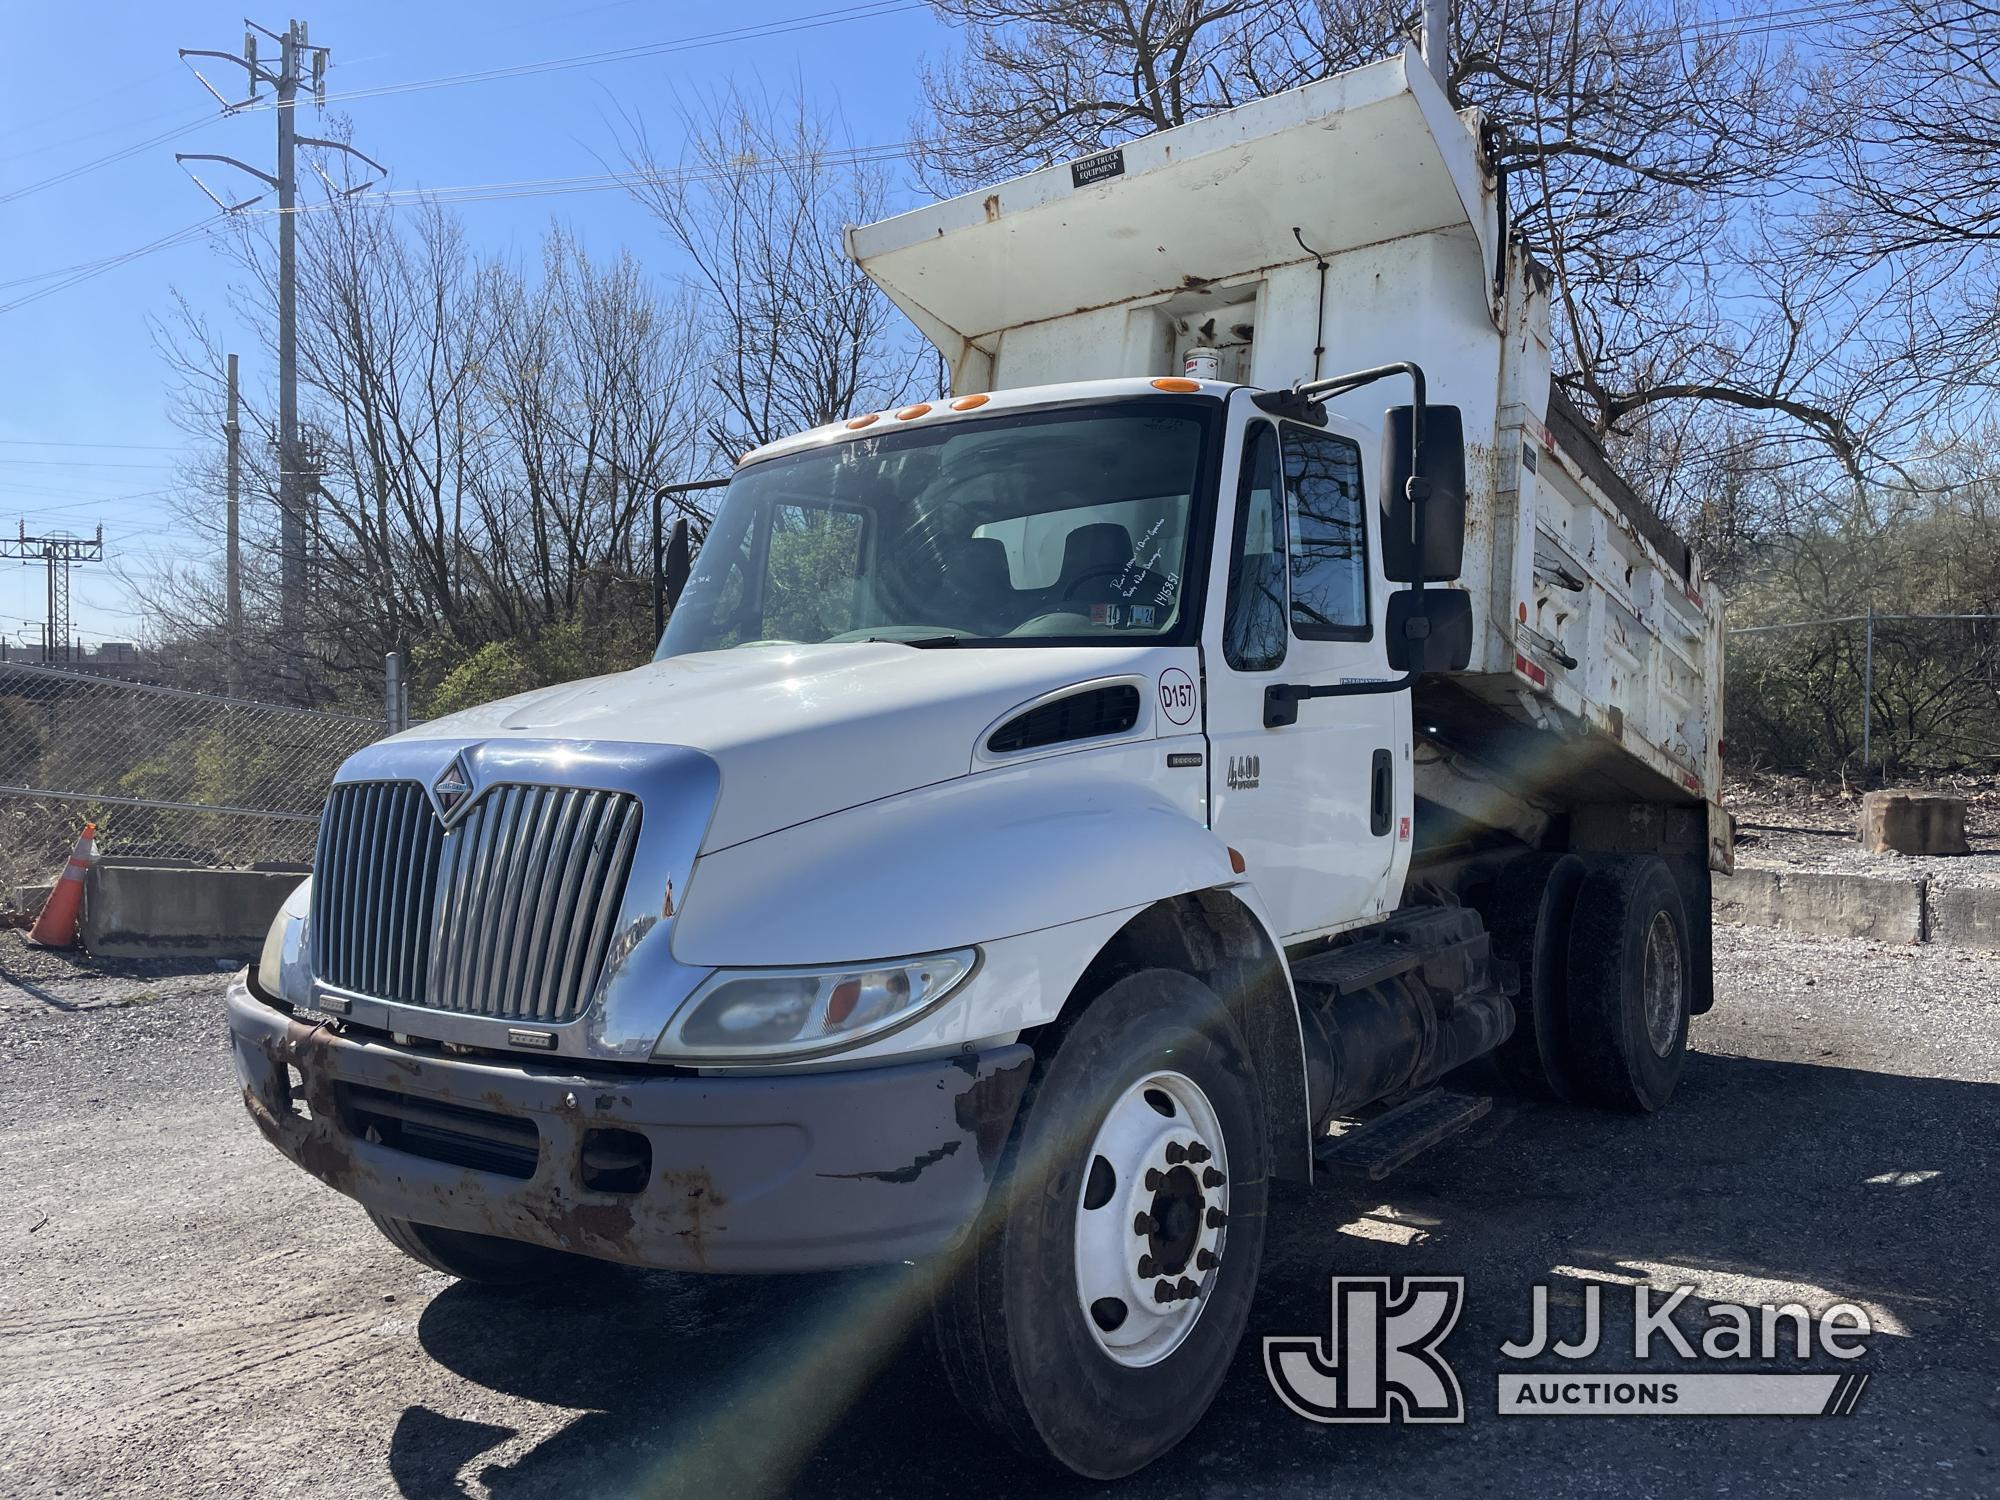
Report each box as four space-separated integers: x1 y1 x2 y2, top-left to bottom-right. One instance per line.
846 413 880 429
1151 377 1202 393
896 403 933 420
949 393 990 410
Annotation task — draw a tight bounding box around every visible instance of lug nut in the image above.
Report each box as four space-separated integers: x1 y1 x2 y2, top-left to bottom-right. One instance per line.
1206 1206 1227 1229
1175 1277 1200 1302
1164 1141 1188 1165
1186 1142 1212 1163
1196 1248 1218 1271
1134 1211 1158 1236
1154 1279 1177 1304
1202 1167 1225 1188
1144 1168 1165 1191
1137 1254 1157 1278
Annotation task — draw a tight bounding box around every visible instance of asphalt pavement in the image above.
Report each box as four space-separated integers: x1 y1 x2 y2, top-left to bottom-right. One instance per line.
1 925 1996 1498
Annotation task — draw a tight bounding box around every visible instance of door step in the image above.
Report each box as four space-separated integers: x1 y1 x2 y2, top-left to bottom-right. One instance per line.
1316 1089 1492 1181
1288 938 1426 997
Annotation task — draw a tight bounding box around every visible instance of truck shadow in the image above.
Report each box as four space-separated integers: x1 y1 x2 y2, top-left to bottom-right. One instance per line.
392 1049 1999 1498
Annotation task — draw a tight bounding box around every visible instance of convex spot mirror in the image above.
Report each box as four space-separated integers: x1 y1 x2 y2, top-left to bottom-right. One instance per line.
1386 589 1473 673
1381 404 1466 583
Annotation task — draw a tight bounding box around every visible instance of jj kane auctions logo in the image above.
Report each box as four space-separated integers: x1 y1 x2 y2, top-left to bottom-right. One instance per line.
1267 1278 1875 1422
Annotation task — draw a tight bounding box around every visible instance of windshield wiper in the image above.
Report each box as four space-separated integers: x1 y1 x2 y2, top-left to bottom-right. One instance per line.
864 634 963 648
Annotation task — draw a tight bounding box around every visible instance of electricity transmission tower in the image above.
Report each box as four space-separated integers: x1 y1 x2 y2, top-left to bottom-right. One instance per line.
173 17 382 695
0 524 104 663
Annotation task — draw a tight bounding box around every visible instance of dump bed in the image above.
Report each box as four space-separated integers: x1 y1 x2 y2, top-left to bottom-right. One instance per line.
849 50 1727 868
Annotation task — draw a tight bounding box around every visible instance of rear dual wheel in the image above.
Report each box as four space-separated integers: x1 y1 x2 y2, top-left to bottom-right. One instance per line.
1491 852 1693 1113
931 969 1268 1480
1567 856 1692 1112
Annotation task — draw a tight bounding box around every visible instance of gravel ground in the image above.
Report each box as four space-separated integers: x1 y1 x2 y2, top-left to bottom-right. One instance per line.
1730 773 2000 889
1731 823 2000 889
2 926 1998 1498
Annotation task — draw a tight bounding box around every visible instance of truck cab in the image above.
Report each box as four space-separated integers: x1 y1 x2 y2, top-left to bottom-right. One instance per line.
228 49 1726 1481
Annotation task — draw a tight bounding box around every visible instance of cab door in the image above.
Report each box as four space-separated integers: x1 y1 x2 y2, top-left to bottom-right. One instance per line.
1203 397 1406 940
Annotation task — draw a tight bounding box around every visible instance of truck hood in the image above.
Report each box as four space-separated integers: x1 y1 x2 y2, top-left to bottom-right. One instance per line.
395 643 1178 851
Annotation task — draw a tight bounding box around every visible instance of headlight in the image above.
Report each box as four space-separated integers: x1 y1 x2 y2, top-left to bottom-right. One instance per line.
255 878 313 1006
654 950 975 1060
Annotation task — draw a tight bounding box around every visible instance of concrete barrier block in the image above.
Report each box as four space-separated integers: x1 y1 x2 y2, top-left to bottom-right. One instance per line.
81 859 307 959
1714 867 1782 927
1859 790 1971 855
1927 886 2000 951
1778 870 1926 945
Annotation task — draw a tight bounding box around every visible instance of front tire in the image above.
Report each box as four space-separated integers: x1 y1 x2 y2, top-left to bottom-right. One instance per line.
931 969 1269 1479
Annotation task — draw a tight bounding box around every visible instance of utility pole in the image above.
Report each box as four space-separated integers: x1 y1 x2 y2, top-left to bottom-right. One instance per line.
174 18 382 697
0 525 104 663
225 352 243 692
1422 0 1450 88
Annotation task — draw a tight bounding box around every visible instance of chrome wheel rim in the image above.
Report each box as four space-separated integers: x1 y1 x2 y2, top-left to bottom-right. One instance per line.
1072 1070 1229 1368
1642 910 1685 1057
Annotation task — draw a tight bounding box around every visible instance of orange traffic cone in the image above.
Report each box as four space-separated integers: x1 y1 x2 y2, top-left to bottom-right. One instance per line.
28 821 96 948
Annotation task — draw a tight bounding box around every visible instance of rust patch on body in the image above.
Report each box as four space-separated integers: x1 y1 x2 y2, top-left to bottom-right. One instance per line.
657 1167 725 1265
817 1139 961 1184
953 1054 1035 1171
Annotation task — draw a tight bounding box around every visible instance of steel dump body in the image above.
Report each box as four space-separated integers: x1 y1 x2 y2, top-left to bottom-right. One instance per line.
850 50 1727 868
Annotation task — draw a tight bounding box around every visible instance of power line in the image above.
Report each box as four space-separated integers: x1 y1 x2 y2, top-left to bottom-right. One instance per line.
0 439 188 450
0 217 223 315
0 114 215 207
269 140 919 217
0 88 205 164
254 2 924 111
0 2 921 206
0 458 179 470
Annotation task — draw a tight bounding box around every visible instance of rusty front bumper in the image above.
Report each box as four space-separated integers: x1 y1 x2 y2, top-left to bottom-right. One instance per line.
226 973 1033 1272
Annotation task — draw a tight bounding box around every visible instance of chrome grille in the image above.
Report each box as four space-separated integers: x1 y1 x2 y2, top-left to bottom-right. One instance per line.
312 779 642 1023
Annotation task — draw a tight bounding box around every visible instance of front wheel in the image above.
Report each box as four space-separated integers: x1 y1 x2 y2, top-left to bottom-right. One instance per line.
930 969 1269 1479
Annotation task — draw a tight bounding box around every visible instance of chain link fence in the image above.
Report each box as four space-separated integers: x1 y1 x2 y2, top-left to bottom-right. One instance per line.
1726 611 2000 779
0 661 385 897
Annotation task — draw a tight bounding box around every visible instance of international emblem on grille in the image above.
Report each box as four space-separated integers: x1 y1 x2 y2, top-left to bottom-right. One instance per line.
430 755 474 824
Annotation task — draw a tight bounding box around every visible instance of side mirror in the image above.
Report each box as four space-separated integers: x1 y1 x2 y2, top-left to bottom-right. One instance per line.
1380 404 1466 583
1385 589 1473 673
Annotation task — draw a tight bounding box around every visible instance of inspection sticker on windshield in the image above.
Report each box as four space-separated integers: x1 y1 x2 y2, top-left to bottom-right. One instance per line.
1158 668 1198 726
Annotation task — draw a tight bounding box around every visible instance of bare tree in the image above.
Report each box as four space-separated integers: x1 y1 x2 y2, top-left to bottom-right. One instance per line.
148 179 707 707
621 85 924 463
910 1 1990 523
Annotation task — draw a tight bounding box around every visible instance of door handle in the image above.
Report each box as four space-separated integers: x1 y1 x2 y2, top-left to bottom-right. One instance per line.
1369 749 1393 837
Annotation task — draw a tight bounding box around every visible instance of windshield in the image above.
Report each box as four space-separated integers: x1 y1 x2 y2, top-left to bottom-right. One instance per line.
657 400 1213 656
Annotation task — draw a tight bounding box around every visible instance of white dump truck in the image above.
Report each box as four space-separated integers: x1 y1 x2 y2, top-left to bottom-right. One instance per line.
228 49 1727 1478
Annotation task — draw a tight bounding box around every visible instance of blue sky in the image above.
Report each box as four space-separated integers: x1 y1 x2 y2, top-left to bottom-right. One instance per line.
0 1 948 648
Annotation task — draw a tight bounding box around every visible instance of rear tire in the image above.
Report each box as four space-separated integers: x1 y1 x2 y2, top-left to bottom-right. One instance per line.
930 969 1269 1479
366 1210 578 1285
1565 856 1692 1112
1490 852 1586 1101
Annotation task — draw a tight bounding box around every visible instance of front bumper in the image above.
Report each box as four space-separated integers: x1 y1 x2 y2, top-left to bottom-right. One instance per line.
226 973 1033 1272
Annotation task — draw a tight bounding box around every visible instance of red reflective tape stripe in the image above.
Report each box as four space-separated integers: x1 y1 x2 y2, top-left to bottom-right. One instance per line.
1514 652 1547 686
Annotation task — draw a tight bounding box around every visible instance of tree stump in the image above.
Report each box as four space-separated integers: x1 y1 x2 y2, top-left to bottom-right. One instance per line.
1859 790 1971 855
